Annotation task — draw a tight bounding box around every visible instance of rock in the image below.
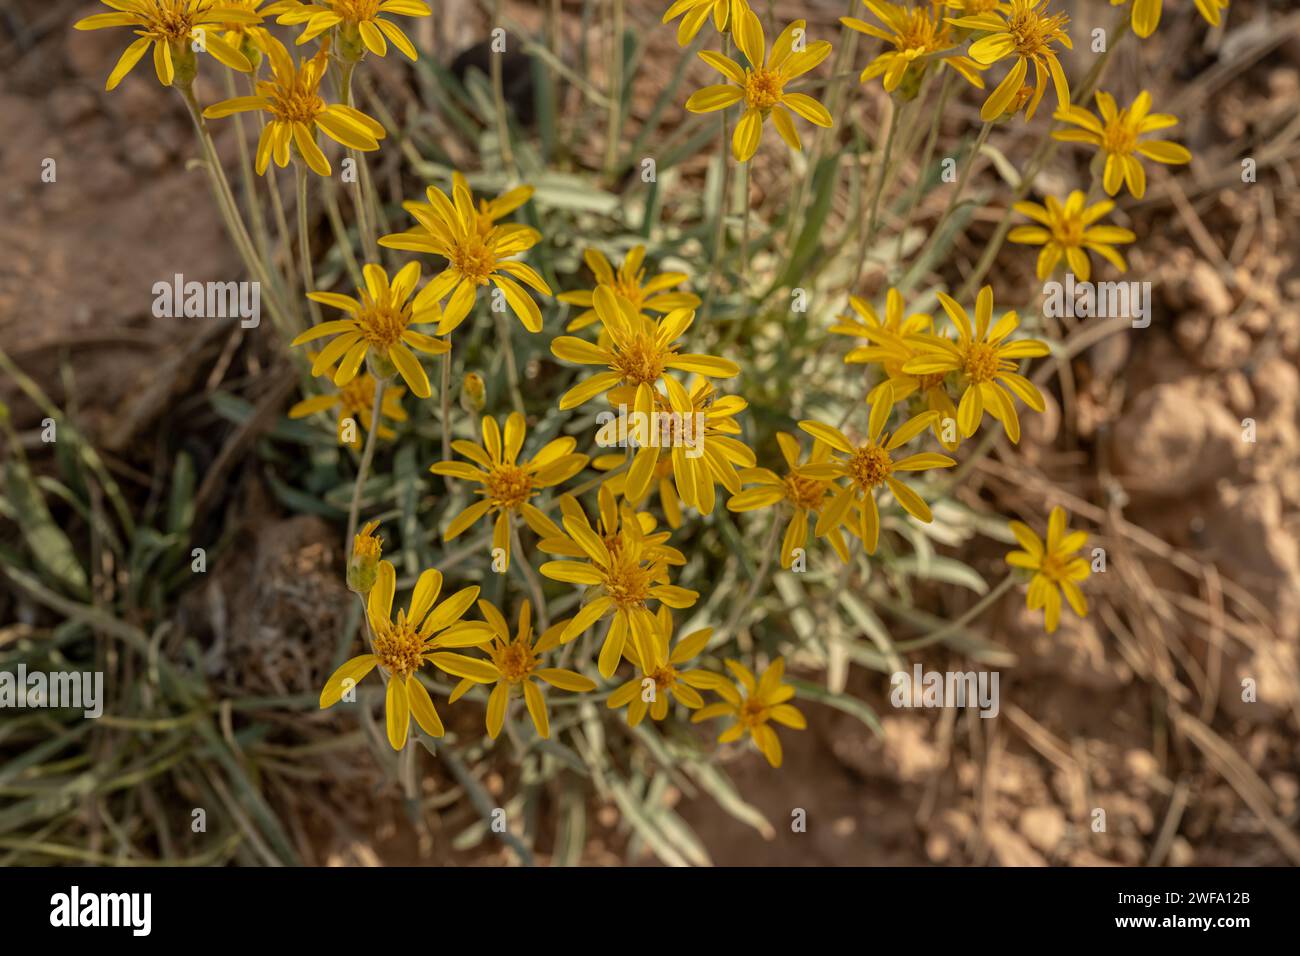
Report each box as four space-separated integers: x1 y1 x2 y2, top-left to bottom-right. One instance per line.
988 822 1047 866
1111 380 1242 494
1186 260 1234 316
1198 319 1251 370
1019 805 1067 855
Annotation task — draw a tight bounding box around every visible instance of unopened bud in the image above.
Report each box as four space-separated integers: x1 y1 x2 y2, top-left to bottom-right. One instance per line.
347 520 382 593
461 372 486 413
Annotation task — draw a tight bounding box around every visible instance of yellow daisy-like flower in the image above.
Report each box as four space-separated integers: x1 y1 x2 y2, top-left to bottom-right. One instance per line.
727 432 852 569
214 0 288 62
435 600 596 740
830 291 960 452
1110 0 1227 39
202 36 386 176
73 0 258 91
595 379 753 522
948 0 1072 122
607 607 725 726
429 412 589 570
841 0 986 94
1009 191 1136 282
390 172 535 248
662 0 752 45
692 658 804 768
901 286 1050 443
380 176 551 335
539 487 696 678
1006 506 1090 633
558 246 700 333
1053 91 1192 200
798 407 955 554
274 0 430 60
319 560 492 749
684 12 833 162
289 262 448 398
552 287 740 411
288 369 407 448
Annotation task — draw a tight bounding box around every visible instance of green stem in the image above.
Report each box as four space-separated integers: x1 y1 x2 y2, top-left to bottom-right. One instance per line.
295 162 323 327
854 100 900 287
345 380 385 554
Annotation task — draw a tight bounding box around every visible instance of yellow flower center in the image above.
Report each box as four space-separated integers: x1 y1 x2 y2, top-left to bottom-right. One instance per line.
1006 3 1067 60
1052 213 1085 247
848 443 893 490
744 69 783 112
960 341 1000 384
916 371 947 392
491 640 536 683
1040 552 1069 583
372 610 426 681
897 9 943 55
612 276 646 311
352 528 381 560
355 300 409 350
647 663 679 691
339 374 378 419
612 334 669 385
1101 117 1138 157
603 556 652 610
450 234 498 285
331 0 383 21
739 696 770 728
141 1 203 41
486 464 534 509
784 473 830 511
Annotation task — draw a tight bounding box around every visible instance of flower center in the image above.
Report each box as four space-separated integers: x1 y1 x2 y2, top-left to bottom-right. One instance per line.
339 374 377 418
960 341 1000 384
1053 214 1085 247
899 10 941 54
450 234 497 285
372 610 426 681
739 697 769 728
355 300 408 350
1102 118 1138 157
332 0 383 21
1007 5 1067 59
1040 552 1069 583
848 444 893 490
603 556 652 610
612 276 646 310
612 334 668 385
647 664 678 690
916 372 947 392
143 1 201 40
784 473 829 511
487 465 534 509
744 69 783 112
492 641 536 683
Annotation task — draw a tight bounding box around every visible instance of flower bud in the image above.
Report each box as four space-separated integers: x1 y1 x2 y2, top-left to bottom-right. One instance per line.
460 372 486 413
347 520 382 594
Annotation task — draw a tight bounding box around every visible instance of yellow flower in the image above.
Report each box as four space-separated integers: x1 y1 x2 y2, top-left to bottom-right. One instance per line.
319 560 492 749
380 175 551 335
1110 0 1227 39
288 369 407 448
436 600 596 740
215 0 287 63
460 371 487 412
830 291 959 452
275 0 430 59
798 408 955 554
599 379 754 517
289 262 448 398
346 519 382 593
202 36 386 176
551 287 739 411
692 658 804 768
726 432 852 568
73 0 258 91
685 13 833 162
392 172 535 247
429 412 589 570
842 0 986 94
901 286 1049 443
607 607 725 725
539 487 695 678
1053 91 1192 199
558 246 700 333
948 0 1071 122
1009 191 1135 282
662 0 752 45
1006 506 1090 633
